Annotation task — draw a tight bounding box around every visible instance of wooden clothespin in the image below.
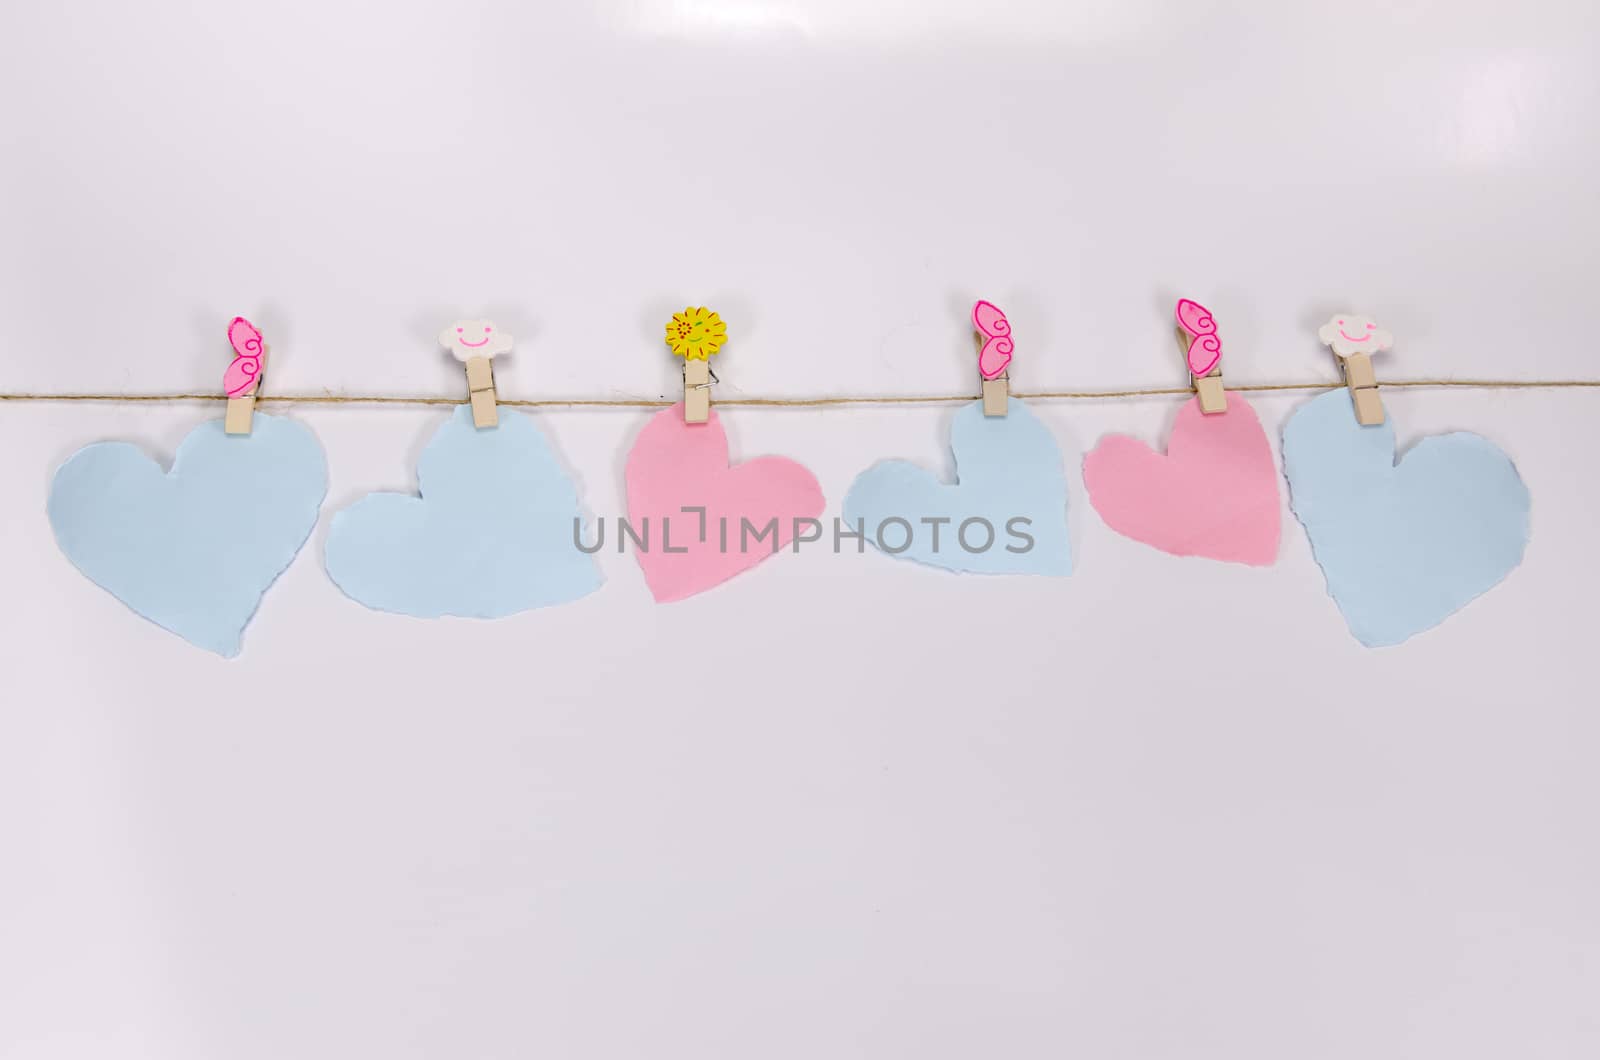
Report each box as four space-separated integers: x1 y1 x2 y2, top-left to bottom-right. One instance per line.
223 316 266 435
1318 314 1393 426
972 300 1012 417
1175 298 1227 414
665 306 727 424
440 319 512 428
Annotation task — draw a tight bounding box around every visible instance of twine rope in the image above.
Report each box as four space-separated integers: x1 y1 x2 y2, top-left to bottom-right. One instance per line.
1 378 1598 410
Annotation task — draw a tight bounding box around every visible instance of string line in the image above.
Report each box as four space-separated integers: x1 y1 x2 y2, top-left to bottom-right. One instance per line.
0 378 1598 409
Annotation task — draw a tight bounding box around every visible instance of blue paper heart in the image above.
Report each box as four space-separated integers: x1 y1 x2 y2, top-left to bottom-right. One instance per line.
325 406 601 618
1282 391 1530 647
842 399 1071 575
47 414 327 657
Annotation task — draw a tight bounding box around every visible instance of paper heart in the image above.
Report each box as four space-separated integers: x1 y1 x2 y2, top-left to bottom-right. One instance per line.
1282 390 1530 647
624 405 824 602
842 399 1070 575
1083 396 1281 565
325 406 601 618
47 414 326 656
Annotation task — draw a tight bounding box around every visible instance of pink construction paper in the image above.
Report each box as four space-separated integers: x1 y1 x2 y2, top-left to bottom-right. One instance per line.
625 405 825 602
1083 396 1281 565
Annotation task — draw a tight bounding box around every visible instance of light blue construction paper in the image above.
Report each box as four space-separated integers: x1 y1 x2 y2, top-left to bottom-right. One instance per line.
325 405 601 618
47 413 327 657
1282 390 1530 647
843 399 1071 575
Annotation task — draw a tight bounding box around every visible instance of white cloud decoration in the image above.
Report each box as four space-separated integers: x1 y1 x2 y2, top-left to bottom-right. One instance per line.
1318 314 1394 359
438 319 514 362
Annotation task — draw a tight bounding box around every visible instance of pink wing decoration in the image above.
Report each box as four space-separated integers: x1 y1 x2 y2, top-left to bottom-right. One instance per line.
1175 298 1221 376
223 355 261 397
228 317 264 357
223 316 264 397
972 300 1013 380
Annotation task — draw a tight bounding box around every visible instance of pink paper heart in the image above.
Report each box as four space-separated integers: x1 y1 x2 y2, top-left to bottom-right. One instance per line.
625 405 825 602
1083 397 1281 565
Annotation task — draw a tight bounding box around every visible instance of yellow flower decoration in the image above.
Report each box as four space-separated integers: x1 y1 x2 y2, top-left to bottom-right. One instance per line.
664 306 728 361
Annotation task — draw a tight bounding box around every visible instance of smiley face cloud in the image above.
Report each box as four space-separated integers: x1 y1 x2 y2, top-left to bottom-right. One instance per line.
1318 314 1395 359
439 319 514 362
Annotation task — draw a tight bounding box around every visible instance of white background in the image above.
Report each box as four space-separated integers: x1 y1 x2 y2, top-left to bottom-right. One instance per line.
3 1 1598 1057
